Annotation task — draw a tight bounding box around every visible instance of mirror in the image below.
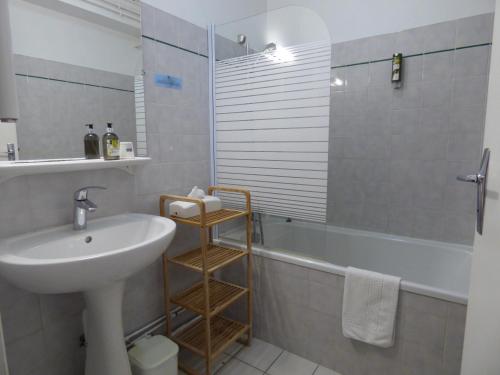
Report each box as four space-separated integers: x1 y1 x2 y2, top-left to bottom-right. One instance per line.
1 0 144 161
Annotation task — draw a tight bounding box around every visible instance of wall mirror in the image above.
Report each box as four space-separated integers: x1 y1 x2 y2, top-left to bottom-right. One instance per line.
0 0 145 161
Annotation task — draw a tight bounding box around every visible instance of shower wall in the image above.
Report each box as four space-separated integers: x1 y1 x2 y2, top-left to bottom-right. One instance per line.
328 13 494 245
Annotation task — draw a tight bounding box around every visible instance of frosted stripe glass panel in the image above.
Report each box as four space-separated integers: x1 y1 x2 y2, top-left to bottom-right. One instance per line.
215 41 331 223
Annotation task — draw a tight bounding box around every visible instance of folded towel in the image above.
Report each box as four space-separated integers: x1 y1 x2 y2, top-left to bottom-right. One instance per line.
342 267 401 348
169 196 222 218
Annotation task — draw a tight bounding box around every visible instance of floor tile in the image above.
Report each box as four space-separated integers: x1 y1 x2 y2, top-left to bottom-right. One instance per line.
217 359 263 375
179 349 230 374
224 341 244 357
267 351 318 375
236 338 283 371
314 365 342 375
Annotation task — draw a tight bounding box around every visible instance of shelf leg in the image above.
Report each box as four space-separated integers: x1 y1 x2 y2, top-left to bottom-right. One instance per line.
246 211 253 346
201 226 212 375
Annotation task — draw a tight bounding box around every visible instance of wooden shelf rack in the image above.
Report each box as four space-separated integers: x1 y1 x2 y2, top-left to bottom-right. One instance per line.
160 186 252 375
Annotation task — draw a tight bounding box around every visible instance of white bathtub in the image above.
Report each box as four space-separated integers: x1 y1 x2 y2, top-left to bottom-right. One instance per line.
220 219 472 304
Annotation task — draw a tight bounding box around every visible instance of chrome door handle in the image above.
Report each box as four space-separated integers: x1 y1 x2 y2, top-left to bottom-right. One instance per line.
456 148 490 235
457 174 479 183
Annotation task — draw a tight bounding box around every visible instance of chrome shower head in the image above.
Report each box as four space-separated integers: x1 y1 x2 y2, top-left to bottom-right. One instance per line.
237 34 247 45
263 42 277 53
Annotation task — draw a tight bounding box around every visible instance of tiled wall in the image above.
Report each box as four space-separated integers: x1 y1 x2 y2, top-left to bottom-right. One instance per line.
13 55 137 160
223 256 466 375
328 13 494 245
0 4 210 375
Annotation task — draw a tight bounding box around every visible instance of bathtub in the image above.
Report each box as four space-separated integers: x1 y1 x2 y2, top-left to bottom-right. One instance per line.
220 218 472 304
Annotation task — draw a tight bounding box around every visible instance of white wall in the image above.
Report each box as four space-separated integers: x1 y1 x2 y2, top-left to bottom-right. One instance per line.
268 0 496 43
141 0 267 29
266 6 330 47
9 0 142 75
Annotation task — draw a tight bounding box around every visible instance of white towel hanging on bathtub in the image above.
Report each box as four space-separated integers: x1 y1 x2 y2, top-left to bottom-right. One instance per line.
342 267 401 348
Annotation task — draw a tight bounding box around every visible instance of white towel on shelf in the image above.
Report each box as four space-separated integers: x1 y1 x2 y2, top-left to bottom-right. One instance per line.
188 186 205 199
342 266 401 348
169 196 222 218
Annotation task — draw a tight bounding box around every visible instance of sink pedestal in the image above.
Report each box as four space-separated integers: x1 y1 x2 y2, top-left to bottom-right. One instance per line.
84 281 132 375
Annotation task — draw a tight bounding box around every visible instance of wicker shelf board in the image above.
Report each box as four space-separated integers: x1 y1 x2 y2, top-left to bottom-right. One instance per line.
171 209 248 227
173 315 249 359
171 279 248 317
169 244 247 273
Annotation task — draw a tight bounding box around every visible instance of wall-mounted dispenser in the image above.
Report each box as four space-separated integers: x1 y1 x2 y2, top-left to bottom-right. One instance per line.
0 0 19 122
391 53 403 89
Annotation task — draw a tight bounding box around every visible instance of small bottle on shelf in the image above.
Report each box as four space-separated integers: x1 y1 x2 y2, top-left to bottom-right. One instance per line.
102 122 120 160
83 124 100 159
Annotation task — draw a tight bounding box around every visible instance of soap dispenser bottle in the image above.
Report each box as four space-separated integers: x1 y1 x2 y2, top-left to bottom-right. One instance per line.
84 124 100 159
102 122 120 160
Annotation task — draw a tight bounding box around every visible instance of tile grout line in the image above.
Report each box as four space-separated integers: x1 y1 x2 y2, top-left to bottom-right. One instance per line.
142 34 209 59
14 73 134 93
263 349 285 374
331 42 492 69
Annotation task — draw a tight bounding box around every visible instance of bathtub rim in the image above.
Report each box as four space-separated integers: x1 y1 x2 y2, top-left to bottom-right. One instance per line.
216 238 469 305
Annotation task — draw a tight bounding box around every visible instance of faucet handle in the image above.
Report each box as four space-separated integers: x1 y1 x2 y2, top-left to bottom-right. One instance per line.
74 186 107 201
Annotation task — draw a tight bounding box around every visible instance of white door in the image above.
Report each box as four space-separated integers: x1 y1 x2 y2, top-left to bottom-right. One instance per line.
461 6 500 375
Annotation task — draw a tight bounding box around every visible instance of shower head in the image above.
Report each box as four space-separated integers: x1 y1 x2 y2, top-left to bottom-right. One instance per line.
263 42 277 53
237 34 247 45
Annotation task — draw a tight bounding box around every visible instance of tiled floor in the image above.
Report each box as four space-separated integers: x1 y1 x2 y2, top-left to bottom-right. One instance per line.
179 338 342 375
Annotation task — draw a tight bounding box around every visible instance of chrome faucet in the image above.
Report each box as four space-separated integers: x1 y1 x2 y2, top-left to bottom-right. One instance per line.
73 186 106 230
6 143 15 161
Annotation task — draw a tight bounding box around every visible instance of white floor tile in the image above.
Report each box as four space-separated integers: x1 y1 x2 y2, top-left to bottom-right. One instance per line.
267 351 318 375
314 365 342 375
235 338 282 371
217 359 263 375
179 349 230 375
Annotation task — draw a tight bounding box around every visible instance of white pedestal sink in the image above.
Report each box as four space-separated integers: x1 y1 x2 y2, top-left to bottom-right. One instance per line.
0 213 176 375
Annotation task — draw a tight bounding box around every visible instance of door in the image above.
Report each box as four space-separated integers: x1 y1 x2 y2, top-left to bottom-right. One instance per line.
461 6 500 375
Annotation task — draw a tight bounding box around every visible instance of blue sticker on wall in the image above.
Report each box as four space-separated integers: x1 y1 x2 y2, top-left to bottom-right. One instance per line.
154 74 183 90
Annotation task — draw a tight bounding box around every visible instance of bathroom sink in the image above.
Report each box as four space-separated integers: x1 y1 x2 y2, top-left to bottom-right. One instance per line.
0 213 176 293
0 213 176 375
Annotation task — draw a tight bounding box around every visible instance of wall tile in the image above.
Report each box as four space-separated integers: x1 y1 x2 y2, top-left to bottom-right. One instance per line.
6 332 46 375
329 16 491 245
360 202 389 231
344 64 370 91
395 28 426 56
452 75 489 109
422 80 452 108
449 103 486 134
369 61 393 89
455 13 495 47
446 133 483 162
387 206 415 237
423 21 456 52
413 208 446 241
442 213 476 245
390 108 420 135
392 82 423 109
422 51 454 82
453 46 491 78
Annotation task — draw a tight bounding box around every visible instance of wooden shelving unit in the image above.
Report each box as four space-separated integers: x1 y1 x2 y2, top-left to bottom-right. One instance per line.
160 186 252 375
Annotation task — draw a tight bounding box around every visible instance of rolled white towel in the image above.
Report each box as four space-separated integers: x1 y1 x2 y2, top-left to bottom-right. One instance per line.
169 195 222 218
